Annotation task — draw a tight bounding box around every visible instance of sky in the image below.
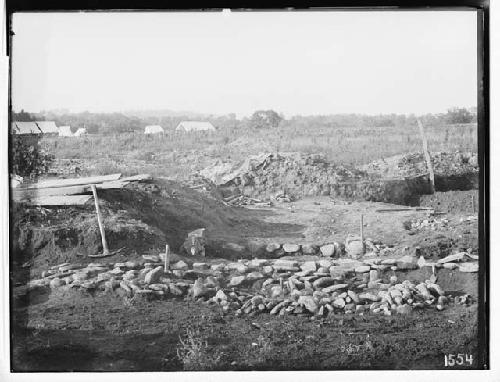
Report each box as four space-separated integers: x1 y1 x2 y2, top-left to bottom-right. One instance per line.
10 10 477 118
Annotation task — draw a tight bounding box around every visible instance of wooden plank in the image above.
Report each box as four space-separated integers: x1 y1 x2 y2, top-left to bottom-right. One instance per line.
12 180 129 201
26 173 122 190
12 185 90 201
26 195 92 206
417 119 435 193
120 174 152 182
375 207 434 213
95 181 130 189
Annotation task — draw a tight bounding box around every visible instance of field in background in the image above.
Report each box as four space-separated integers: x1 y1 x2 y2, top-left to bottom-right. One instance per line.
41 122 477 180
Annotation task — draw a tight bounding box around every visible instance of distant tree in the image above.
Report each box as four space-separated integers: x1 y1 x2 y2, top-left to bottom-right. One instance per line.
249 110 283 129
445 107 474 124
12 109 36 122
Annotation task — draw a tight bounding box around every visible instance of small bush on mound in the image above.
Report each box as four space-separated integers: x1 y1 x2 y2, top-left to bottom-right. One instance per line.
11 136 55 178
176 328 224 371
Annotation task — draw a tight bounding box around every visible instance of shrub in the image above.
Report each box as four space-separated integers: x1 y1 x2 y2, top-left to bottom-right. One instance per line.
176 328 224 371
10 136 55 178
446 107 474 124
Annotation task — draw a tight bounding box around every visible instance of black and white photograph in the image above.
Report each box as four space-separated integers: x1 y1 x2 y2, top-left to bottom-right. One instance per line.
3 3 492 377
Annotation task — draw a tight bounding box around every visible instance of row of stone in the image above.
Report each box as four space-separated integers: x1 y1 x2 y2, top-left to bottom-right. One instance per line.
28 252 477 318
210 279 465 317
258 238 393 259
33 249 479 293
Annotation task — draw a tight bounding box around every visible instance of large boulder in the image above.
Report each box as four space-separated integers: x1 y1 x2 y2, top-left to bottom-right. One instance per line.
283 243 301 254
320 244 337 257
438 252 468 264
266 243 281 253
458 262 478 273
229 275 246 287
144 266 163 284
396 255 418 270
192 278 211 298
345 235 364 259
273 260 300 272
300 261 317 273
302 244 319 255
298 295 318 314
312 277 335 289
171 260 189 271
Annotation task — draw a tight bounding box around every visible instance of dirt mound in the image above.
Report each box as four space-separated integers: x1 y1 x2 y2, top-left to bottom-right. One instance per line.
361 151 479 191
199 152 425 205
11 178 308 279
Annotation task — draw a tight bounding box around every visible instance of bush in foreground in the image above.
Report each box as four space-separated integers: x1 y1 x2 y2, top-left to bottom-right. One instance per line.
176 327 224 371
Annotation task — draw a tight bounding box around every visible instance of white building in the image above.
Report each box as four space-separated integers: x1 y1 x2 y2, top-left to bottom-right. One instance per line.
58 126 73 137
144 125 164 134
175 121 215 132
11 122 41 135
74 127 88 137
36 121 59 135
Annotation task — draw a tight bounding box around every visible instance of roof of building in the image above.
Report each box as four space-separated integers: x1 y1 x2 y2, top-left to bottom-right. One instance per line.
58 126 73 136
144 125 164 134
74 127 87 136
36 121 59 134
11 122 42 135
176 121 216 132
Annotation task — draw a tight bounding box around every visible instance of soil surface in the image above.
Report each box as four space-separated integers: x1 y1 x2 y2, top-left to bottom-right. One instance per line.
10 180 482 371
12 287 478 371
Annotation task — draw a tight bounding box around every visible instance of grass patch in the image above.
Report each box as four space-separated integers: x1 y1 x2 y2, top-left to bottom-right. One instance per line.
176 327 224 371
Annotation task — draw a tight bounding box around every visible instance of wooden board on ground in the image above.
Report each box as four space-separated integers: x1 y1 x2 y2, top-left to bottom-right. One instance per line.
12 185 90 202
12 180 131 201
27 195 93 206
375 207 434 213
120 174 152 182
25 173 122 190
95 181 131 189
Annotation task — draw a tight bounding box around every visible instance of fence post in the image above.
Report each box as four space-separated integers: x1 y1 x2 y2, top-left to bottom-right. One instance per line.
164 244 170 272
360 214 365 255
417 119 435 194
91 184 110 256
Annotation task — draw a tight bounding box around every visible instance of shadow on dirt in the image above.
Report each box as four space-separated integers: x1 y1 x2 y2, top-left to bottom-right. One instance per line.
100 180 306 253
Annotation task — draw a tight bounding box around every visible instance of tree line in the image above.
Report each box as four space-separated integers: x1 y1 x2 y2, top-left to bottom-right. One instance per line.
11 107 476 135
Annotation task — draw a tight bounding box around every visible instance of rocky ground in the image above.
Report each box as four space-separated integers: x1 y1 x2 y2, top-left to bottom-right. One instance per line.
10 169 482 371
13 248 479 371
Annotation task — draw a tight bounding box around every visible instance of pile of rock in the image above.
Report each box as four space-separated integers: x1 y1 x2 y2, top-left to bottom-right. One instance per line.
262 238 393 260
200 152 430 205
460 215 478 223
434 252 479 272
362 151 478 179
405 217 450 231
201 152 369 200
223 194 271 207
27 250 478 318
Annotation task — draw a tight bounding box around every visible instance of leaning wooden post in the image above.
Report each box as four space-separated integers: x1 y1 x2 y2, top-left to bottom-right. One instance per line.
417 119 435 194
360 213 365 255
91 184 110 256
164 244 170 272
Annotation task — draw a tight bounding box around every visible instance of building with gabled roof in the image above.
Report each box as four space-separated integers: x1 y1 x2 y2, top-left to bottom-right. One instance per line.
11 122 42 135
144 125 164 134
175 121 215 132
74 127 88 137
58 126 73 137
36 121 59 134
